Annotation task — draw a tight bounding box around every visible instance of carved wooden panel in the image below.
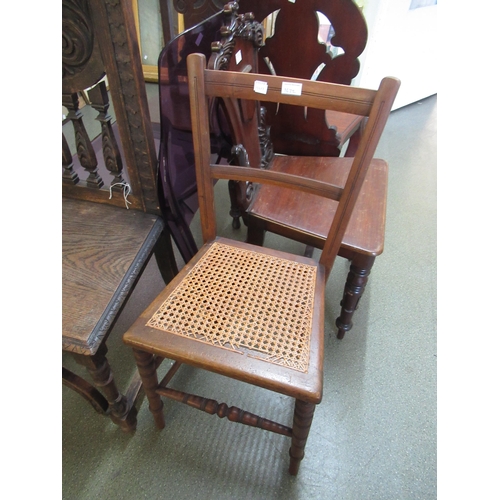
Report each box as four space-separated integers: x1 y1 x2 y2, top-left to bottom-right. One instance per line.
62 0 105 94
62 0 159 213
237 0 369 156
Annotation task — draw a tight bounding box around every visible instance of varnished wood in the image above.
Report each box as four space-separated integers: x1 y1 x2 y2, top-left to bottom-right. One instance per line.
87 80 125 189
156 386 293 437
248 158 388 255
72 345 137 432
62 367 109 414
289 399 316 475
196 62 400 278
62 133 79 185
237 0 368 157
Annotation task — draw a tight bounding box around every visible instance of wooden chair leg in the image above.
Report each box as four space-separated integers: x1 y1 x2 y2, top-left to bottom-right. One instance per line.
132 348 165 429
336 254 376 339
154 229 179 284
245 224 266 247
228 179 242 229
289 399 316 475
72 344 137 431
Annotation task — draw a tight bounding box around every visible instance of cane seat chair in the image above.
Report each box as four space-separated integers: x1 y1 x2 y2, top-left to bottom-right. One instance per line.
123 53 399 473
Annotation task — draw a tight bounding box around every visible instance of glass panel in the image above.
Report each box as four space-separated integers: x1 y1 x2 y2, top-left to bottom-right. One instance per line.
138 0 164 65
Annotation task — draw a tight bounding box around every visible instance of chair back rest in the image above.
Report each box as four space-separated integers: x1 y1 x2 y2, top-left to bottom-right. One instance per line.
187 52 399 276
62 0 158 213
237 0 368 156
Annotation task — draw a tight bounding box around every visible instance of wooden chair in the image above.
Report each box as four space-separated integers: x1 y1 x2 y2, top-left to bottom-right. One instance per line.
62 0 177 431
168 1 387 339
230 0 388 338
122 53 399 473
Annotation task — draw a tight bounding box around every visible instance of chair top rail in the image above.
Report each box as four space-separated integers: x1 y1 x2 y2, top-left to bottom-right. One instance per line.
202 67 382 117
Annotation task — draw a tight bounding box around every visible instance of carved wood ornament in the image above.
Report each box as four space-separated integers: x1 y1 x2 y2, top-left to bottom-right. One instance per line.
208 3 274 227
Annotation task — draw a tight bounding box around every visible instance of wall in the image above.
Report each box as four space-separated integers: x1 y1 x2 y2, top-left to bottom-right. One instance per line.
354 0 437 109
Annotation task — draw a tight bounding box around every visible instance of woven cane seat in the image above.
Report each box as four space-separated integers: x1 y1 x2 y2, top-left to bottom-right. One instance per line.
147 241 317 372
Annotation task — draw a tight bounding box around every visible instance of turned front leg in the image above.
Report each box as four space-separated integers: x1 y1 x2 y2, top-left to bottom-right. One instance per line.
73 344 137 431
289 399 316 475
132 348 165 429
335 255 376 339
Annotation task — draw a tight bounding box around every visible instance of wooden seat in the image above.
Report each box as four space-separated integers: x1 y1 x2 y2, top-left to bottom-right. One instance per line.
62 0 177 431
122 53 399 472
245 153 388 339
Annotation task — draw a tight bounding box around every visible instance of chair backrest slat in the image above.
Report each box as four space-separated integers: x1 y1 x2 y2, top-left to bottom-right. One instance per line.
210 164 344 201
203 69 377 117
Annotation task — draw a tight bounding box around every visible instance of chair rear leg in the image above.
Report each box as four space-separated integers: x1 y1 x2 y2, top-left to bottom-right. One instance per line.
289 399 316 475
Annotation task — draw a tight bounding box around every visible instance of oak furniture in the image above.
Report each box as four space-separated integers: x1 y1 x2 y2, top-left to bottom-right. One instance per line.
62 0 177 431
122 53 399 472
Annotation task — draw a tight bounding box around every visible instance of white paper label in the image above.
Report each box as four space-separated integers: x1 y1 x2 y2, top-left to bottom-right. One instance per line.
281 82 302 96
288 0 296 3
254 80 268 94
235 50 242 65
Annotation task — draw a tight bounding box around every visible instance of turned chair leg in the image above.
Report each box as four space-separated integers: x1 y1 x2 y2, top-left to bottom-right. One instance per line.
73 344 137 431
289 399 316 475
132 348 165 429
336 255 376 339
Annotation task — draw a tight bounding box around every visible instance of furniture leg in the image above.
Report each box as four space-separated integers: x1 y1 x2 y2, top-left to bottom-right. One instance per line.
289 399 316 475
246 224 266 247
132 348 165 429
72 344 137 432
228 179 242 229
154 229 179 283
335 254 376 339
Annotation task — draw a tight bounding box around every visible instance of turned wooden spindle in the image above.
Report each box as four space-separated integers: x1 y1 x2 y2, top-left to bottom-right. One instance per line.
62 132 79 185
63 92 103 189
157 386 293 437
289 399 316 475
73 344 136 432
87 81 125 190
